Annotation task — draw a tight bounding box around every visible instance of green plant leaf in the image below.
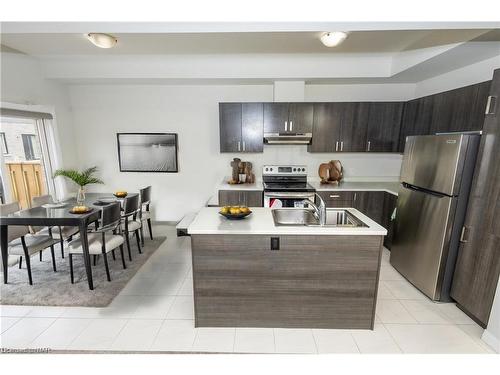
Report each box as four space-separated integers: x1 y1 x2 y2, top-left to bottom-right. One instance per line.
53 166 104 186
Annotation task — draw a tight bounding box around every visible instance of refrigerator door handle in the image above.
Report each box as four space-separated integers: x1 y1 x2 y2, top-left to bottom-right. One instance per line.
402 182 447 198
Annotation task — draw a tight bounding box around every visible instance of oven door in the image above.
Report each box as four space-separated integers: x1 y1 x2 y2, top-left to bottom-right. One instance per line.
264 191 315 208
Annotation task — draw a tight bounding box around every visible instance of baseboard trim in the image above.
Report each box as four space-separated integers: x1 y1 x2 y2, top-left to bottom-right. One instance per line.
482 329 500 353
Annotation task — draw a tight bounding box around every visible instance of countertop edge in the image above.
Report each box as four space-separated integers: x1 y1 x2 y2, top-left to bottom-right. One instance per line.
188 207 388 236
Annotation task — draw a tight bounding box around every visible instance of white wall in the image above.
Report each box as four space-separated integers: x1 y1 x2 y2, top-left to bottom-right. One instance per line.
306 83 416 101
414 54 500 98
68 83 409 221
0 52 79 170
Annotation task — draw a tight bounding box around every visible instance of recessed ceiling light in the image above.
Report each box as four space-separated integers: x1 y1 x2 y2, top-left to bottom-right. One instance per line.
86 33 117 49
320 31 348 47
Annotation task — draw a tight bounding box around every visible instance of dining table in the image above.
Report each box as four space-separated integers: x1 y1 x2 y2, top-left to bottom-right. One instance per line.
0 192 138 290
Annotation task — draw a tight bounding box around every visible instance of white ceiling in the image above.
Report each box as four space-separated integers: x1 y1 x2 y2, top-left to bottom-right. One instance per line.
0 29 495 56
1 23 500 84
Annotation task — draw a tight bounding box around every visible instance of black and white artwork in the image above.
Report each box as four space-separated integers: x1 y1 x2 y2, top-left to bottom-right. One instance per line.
117 133 178 172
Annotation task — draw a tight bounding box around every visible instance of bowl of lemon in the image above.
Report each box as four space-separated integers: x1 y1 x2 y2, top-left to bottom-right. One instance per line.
219 206 252 220
113 191 128 198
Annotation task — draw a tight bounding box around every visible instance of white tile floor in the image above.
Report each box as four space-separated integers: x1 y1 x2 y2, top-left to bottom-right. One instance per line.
0 224 496 354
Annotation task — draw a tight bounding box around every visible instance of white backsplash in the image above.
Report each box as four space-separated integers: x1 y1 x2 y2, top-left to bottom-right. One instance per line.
219 144 403 182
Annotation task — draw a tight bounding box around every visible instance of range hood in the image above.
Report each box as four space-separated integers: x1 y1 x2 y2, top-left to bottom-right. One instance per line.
264 132 312 145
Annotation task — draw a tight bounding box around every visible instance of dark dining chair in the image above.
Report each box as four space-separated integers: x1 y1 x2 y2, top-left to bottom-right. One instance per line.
1 202 59 285
121 194 142 261
68 202 126 283
139 186 153 246
31 195 79 259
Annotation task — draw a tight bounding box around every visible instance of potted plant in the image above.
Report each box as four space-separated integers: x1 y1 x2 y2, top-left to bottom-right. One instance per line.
53 166 104 204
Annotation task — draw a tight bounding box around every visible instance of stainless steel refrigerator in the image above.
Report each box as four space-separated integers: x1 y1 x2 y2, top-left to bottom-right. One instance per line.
390 134 480 301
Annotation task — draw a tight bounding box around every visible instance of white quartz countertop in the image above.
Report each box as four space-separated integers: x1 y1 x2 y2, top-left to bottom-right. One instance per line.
216 177 399 195
217 178 263 191
309 180 400 196
188 207 387 236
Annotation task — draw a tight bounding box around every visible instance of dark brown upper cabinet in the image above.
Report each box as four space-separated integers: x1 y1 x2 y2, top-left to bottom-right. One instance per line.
308 103 342 153
264 103 313 134
287 103 314 133
398 81 491 152
342 102 370 152
219 103 264 153
366 102 404 152
309 102 404 153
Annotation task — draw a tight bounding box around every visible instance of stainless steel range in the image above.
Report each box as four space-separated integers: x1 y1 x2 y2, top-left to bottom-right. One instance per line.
262 165 315 208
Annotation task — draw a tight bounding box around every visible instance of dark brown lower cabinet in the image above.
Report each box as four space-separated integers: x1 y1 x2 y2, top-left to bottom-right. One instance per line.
382 194 398 249
450 69 500 327
316 191 354 208
316 190 398 249
353 191 385 224
191 234 383 329
353 191 397 249
218 190 263 207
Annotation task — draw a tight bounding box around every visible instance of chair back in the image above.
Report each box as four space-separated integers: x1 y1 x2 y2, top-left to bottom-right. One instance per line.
98 202 121 232
32 195 53 207
123 194 140 216
0 202 29 242
140 186 152 205
31 195 53 232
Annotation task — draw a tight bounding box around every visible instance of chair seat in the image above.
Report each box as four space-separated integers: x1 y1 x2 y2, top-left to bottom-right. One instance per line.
123 220 141 231
38 225 79 239
9 234 59 256
68 233 124 255
141 211 151 220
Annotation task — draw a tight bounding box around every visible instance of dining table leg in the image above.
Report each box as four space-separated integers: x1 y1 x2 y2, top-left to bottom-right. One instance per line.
1 224 8 284
79 222 94 290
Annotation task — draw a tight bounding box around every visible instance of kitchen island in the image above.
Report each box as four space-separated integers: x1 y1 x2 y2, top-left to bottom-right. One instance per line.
188 207 387 329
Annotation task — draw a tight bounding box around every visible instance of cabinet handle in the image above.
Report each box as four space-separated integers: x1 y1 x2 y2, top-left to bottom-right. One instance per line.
329 194 341 198
242 141 246 151
341 141 344 151
335 141 339 152
354 193 357 202
285 121 288 131
485 95 497 115
367 141 371 152
237 141 241 151
460 226 468 243
290 121 293 131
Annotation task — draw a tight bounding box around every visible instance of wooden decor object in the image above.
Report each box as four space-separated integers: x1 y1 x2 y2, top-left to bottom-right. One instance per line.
319 160 343 184
230 158 241 183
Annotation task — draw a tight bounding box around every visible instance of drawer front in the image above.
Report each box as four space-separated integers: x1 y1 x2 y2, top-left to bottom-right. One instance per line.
317 191 354 208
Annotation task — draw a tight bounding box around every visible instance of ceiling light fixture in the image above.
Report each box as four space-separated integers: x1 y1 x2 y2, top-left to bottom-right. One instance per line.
320 31 348 47
86 33 117 49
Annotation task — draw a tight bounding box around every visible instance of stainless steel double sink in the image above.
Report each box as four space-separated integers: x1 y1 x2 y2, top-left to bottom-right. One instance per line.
272 208 367 227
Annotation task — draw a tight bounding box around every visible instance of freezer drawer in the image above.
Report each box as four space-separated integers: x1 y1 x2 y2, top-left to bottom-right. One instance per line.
400 134 466 196
390 185 455 300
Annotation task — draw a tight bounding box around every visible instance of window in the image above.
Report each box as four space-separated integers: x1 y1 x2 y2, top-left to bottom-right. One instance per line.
22 134 40 160
0 132 8 154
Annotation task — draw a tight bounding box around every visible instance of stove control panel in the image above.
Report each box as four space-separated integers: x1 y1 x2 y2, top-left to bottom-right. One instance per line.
262 165 308 176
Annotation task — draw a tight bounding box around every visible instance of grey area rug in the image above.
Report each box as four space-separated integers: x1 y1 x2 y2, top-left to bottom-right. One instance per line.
0 236 166 307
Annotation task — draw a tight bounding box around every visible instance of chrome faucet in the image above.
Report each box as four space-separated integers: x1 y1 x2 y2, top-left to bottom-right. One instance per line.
304 193 326 225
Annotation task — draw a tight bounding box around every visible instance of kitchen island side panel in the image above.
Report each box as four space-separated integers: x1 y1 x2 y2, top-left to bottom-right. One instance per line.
191 234 383 329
